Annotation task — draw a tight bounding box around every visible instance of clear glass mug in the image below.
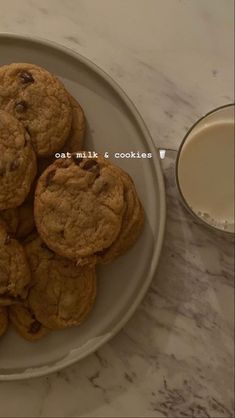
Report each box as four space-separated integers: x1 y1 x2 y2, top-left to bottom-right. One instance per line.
159 103 234 236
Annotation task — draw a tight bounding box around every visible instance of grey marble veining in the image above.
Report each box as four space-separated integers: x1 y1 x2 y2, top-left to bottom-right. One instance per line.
0 0 234 417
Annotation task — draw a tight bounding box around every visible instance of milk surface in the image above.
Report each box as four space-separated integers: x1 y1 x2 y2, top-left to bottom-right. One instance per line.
178 121 234 232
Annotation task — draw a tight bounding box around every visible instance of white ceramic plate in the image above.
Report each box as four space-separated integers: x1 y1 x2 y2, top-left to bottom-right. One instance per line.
0 33 166 380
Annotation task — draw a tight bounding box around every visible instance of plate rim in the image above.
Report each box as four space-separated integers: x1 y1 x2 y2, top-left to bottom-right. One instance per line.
0 32 166 381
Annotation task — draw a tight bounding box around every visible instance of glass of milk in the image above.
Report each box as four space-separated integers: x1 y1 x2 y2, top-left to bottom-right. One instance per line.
175 104 234 234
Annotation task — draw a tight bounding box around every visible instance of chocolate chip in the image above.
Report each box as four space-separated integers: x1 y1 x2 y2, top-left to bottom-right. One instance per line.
82 160 100 178
29 320 41 334
59 229 65 238
83 160 98 170
9 161 19 172
45 170 56 186
15 100 28 113
95 249 106 256
19 71 34 85
0 166 4 176
72 155 83 165
4 235 11 245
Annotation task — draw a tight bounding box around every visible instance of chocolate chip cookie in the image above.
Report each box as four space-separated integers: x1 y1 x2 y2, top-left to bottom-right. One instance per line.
34 156 125 263
0 221 31 305
36 94 86 175
0 110 37 210
0 63 72 157
9 303 49 341
0 306 8 337
0 208 19 236
97 168 144 263
62 95 86 153
25 235 97 329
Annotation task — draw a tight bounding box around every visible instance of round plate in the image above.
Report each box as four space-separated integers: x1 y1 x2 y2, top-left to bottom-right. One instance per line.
0 33 166 380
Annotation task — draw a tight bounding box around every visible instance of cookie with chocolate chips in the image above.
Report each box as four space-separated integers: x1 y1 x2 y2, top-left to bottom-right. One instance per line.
0 221 31 306
0 63 72 157
34 156 125 263
9 303 49 341
62 95 86 153
0 306 8 337
0 110 37 210
96 167 144 264
25 235 97 329
37 94 86 175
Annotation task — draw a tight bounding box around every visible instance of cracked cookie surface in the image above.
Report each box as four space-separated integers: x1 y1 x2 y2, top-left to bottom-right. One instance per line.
25 235 97 329
0 63 72 157
34 157 125 262
0 222 31 305
9 303 49 341
0 110 37 210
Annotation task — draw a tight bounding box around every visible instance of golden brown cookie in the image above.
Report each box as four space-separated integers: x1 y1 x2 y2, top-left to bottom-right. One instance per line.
9 303 49 341
0 208 19 236
37 94 86 175
0 306 8 337
0 221 31 306
34 156 125 263
97 168 144 263
0 110 37 210
62 95 86 153
0 63 72 157
25 235 97 329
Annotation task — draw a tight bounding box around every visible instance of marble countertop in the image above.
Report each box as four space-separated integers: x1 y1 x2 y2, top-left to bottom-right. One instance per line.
0 0 234 417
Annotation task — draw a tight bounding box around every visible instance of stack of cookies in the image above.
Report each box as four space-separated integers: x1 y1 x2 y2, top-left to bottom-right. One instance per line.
0 63 144 342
